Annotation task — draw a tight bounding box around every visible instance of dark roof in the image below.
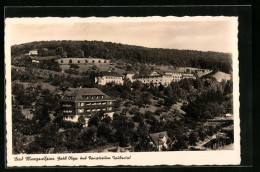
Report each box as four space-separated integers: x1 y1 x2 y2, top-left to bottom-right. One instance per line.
164 70 181 74
75 88 113 101
125 71 135 74
100 71 122 77
149 131 168 147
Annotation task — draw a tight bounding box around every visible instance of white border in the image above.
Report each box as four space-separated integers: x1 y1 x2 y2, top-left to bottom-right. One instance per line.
5 16 240 167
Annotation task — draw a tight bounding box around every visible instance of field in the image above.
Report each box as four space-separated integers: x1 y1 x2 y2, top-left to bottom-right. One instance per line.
60 63 126 75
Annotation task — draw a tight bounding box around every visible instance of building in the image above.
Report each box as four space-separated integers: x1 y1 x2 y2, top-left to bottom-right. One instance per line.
164 71 182 82
28 49 38 56
95 71 124 85
135 70 197 86
56 57 110 65
124 71 135 82
136 71 165 86
149 131 169 151
181 72 196 79
61 88 116 124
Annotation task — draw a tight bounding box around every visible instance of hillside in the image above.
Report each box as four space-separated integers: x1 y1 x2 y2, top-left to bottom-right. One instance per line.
11 40 232 73
213 71 231 82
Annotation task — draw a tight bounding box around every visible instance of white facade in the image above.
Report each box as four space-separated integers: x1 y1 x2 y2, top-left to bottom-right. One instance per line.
182 73 196 79
64 112 114 127
95 75 124 85
32 60 40 63
136 71 183 86
29 50 38 56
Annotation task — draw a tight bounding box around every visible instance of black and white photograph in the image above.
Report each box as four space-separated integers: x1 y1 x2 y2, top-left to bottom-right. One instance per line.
5 16 240 166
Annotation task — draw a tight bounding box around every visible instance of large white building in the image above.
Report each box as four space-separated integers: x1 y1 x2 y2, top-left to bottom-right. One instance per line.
95 71 124 85
136 71 188 86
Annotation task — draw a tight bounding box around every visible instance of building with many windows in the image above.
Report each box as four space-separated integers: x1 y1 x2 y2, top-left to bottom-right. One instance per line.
95 71 124 85
61 88 115 124
135 70 196 86
181 72 196 79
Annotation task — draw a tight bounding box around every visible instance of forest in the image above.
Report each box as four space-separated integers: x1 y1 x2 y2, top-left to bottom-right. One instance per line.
11 40 232 73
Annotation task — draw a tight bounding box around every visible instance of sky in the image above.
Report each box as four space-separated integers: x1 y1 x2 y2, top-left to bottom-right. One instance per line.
9 17 236 53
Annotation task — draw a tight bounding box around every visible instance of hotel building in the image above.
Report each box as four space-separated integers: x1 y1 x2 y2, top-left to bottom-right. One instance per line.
95 71 124 85
61 88 115 123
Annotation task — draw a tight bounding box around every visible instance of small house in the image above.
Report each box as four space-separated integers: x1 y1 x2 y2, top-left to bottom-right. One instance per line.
149 131 169 151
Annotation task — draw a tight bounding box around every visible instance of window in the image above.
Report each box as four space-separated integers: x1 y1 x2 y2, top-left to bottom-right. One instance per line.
85 60 88 63
78 60 80 63
92 60 95 63
104 60 107 63
63 104 71 107
78 109 84 113
78 102 84 106
69 59 72 63
61 60 63 63
98 60 101 63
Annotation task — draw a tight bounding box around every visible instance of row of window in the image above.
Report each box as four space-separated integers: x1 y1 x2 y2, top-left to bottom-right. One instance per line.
64 96 73 100
82 95 104 99
63 104 72 107
60 59 107 64
105 77 122 79
77 101 112 106
77 107 112 113
63 110 73 113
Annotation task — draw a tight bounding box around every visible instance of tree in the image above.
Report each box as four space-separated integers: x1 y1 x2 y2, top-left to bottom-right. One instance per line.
78 116 86 125
91 65 97 71
81 127 97 146
188 132 198 145
69 64 79 70
55 47 67 57
33 106 50 128
224 80 233 95
88 114 100 127
112 115 135 147
97 123 113 142
140 92 152 109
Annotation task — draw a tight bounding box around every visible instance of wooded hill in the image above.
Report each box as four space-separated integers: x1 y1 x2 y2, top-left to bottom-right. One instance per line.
11 40 232 73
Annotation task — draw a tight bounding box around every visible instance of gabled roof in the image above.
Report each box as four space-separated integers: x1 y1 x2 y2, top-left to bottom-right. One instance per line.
149 131 168 147
75 88 113 101
164 70 182 74
125 71 135 74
